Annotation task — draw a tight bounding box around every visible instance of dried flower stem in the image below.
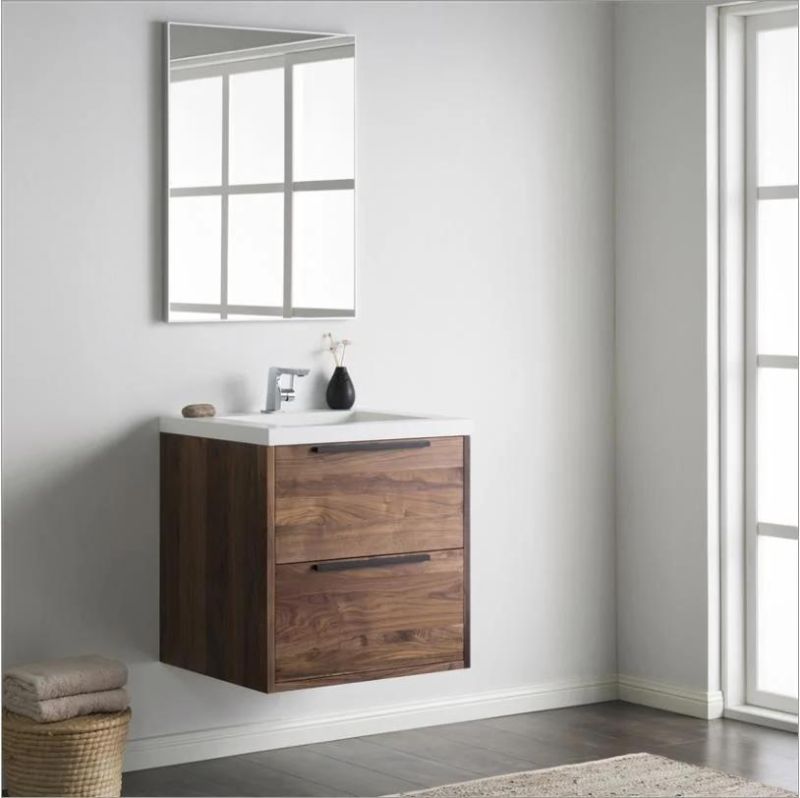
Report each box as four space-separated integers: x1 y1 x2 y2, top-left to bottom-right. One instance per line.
323 333 352 368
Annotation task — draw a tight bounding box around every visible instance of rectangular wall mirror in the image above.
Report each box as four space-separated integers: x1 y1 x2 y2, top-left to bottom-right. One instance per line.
165 23 355 322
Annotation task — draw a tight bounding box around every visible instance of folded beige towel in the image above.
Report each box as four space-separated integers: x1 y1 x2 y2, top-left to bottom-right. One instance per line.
3 655 127 700
3 687 129 723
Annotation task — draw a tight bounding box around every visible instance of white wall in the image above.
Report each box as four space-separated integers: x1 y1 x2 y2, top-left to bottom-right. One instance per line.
2 0 617 767
614 1 719 699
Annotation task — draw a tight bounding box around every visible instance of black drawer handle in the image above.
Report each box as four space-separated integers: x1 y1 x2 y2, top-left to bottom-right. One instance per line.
312 553 431 572
310 439 431 455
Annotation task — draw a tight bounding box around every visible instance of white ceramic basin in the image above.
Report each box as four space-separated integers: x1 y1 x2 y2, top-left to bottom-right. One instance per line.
160 409 472 446
217 410 419 427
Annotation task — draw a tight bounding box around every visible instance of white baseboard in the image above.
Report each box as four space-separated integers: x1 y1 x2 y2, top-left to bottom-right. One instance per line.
124 673 736 772
123 677 618 772
618 674 724 720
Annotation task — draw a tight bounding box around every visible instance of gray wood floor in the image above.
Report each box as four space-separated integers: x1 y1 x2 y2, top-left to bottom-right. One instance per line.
122 701 799 797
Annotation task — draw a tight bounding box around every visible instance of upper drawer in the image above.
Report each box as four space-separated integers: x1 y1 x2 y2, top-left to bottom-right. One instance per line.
274 436 465 563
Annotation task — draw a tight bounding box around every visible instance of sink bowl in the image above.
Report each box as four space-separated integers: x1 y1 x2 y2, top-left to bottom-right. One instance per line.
160 408 471 446
217 410 421 427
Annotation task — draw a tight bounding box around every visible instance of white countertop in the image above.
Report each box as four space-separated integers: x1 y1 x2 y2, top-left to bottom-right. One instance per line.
159 409 472 447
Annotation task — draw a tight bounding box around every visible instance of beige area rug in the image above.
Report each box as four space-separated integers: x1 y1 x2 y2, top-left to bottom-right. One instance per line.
395 753 796 797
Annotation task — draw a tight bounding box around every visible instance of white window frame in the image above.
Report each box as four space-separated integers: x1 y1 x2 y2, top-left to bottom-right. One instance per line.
719 0 799 727
165 29 356 321
743 7 799 715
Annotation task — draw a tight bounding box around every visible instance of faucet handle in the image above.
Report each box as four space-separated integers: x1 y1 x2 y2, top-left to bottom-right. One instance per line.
274 367 310 378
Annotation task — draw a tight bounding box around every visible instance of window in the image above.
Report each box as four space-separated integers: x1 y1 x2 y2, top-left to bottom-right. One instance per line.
744 9 798 714
167 41 355 321
720 2 798 723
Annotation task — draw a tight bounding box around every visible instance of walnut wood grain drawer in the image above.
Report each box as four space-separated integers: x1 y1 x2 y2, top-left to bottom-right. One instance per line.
273 436 466 564
274 549 465 686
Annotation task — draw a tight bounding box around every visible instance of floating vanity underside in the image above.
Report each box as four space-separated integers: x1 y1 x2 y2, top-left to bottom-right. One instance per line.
160 431 470 693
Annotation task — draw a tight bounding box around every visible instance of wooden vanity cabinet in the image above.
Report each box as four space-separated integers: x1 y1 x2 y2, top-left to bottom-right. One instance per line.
160 434 470 693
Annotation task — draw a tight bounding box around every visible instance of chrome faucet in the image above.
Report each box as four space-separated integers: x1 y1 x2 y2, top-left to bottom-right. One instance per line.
263 367 310 413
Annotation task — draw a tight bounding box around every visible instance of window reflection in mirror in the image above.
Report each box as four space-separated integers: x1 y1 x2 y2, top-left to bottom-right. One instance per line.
166 23 355 322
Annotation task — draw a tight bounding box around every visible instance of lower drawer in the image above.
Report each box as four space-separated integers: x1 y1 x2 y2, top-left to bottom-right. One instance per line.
274 549 464 685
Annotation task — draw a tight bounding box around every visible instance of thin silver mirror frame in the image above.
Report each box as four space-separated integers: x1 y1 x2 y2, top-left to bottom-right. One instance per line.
164 21 357 323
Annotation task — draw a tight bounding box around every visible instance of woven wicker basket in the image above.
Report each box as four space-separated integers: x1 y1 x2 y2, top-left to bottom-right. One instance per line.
2 709 131 797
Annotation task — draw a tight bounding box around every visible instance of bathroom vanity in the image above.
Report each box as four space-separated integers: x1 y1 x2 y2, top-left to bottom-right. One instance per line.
159 411 471 693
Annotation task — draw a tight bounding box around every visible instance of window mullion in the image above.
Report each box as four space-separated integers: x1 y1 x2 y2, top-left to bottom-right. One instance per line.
756 354 799 368
283 63 293 319
220 74 230 321
757 185 799 199
757 522 800 541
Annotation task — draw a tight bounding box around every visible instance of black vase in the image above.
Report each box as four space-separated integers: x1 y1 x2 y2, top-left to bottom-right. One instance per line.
326 367 356 410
